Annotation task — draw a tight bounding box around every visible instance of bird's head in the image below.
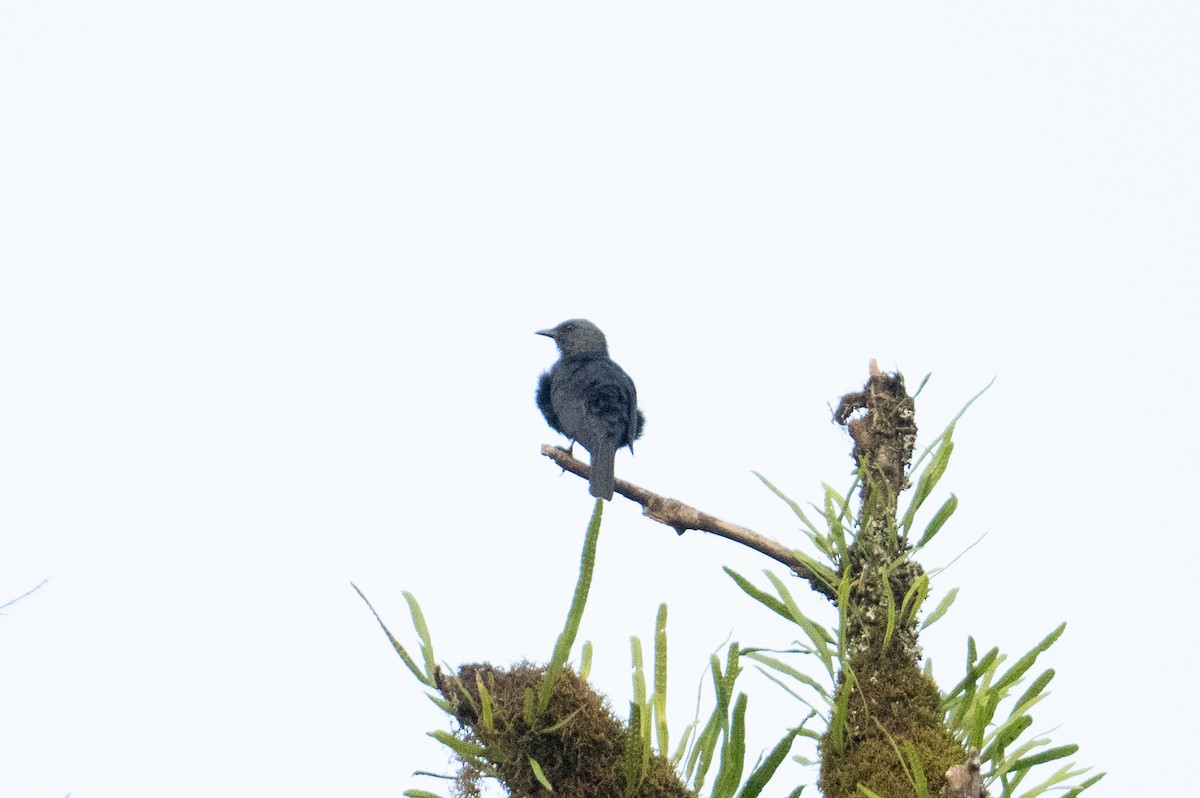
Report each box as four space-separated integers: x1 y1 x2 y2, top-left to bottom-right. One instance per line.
536 318 609 356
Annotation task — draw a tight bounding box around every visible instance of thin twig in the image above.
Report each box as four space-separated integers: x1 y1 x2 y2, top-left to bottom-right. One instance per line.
540 445 836 601
0 577 50 613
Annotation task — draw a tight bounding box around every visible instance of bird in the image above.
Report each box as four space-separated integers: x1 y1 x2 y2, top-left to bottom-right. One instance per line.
536 319 644 500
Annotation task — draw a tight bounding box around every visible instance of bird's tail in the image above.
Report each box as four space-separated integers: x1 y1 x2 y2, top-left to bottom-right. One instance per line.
588 445 616 500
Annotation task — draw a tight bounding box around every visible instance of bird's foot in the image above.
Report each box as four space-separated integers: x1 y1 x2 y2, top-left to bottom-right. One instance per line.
550 442 577 474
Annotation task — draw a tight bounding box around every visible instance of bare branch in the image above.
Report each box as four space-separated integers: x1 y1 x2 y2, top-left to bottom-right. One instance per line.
540 445 836 601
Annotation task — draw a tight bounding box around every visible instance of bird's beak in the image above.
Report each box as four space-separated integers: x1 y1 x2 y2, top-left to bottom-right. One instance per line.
535 328 556 338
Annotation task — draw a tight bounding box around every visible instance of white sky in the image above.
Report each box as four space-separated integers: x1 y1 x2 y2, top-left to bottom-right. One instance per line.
2 3 1196 796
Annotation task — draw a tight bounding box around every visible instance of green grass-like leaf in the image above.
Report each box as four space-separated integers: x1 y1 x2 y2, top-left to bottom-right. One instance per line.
1010 762 1091 798
741 651 831 704
631 636 647 706
993 624 1065 692
764 571 836 681
687 648 739 792
539 499 604 714
828 667 853 754
670 720 696 768
901 573 929 628
579 640 593 681
1009 744 1078 772
919 587 958 630
428 730 486 761
870 717 927 798
908 378 993 475
403 590 437 683
902 740 929 798
475 671 494 734
523 686 536 727
735 722 807 798
623 701 646 796
750 667 824 717
709 693 748 798
901 437 954 533
790 550 840 593
821 483 854 559
725 567 792 622
944 640 1000 708
1010 669 1055 718
881 564 898 650
529 757 554 792
835 570 851 665
982 713 1031 761
351 583 434 687
754 471 821 537
913 493 958 549
538 707 584 735
653 603 669 756
1062 772 1105 797
829 477 858 555
688 703 723 792
629 635 652 757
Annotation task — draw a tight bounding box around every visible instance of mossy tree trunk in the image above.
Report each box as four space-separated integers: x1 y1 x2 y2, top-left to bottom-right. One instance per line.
818 367 966 798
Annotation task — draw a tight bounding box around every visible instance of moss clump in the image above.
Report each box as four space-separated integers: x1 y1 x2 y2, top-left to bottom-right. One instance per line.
819 647 964 798
438 661 692 798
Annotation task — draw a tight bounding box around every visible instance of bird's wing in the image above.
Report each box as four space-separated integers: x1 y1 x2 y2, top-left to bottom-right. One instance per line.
536 369 562 434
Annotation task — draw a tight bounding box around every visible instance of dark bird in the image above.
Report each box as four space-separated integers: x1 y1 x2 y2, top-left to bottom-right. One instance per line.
536 319 644 500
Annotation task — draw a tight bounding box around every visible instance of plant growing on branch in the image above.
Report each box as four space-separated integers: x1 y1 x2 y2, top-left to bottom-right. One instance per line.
356 501 804 798
360 364 1101 798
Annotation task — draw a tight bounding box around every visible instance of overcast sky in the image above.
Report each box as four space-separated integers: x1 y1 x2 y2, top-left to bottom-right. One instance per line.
2 3 1196 797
